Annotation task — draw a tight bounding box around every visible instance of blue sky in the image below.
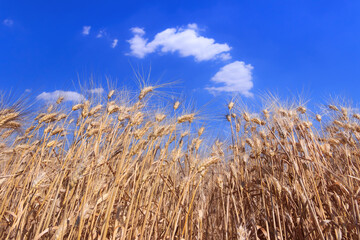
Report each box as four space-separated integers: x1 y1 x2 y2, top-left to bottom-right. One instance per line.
1 0 360 109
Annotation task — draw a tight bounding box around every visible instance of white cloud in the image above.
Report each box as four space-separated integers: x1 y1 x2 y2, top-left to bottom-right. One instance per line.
82 26 91 35
127 23 231 61
111 39 118 48
206 61 254 97
96 30 105 38
187 23 198 30
88 88 104 94
37 90 85 103
219 53 231 61
3 19 14 27
131 27 145 35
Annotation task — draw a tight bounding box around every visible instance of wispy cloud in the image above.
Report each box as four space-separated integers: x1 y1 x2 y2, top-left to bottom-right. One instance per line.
111 39 118 48
219 53 231 61
96 30 105 38
206 61 254 97
127 24 231 61
3 19 14 27
82 26 91 35
131 27 145 35
88 88 104 94
37 90 85 103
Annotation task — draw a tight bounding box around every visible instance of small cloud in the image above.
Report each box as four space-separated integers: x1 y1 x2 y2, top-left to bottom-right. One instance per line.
36 90 85 103
82 26 91 35
219 53 231 61
96 30 105 38
25 89 32 93
127 24 231 61
131 27 146 36
88 88 104 94
3 19 14 27
111 38 118 48
206 61 254 97
187 23 198 30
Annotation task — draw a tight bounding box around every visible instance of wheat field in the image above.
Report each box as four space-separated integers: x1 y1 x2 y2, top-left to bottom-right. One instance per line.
0 86 359 239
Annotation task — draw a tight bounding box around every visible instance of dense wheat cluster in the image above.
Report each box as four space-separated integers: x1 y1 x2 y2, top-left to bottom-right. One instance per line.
0 87 359 239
